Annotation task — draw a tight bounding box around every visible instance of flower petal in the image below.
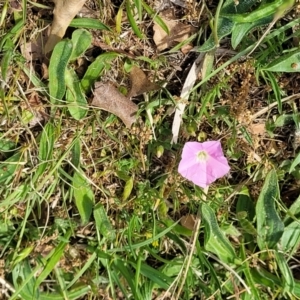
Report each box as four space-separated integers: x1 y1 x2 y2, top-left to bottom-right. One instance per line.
206 156 230 179
181 142 204 158
178 140 230 188
178 162 208 188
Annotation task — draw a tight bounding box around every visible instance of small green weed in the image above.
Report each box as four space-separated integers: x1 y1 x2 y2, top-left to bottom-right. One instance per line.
1 0 300 299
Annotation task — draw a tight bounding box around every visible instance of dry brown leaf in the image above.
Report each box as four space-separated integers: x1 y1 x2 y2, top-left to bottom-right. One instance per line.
21 29 49 61
92 82 138 128
180 214 197 230
249 123 266 135
44 0 86 54
21 91 48 127
127 66 160 98
153 9 195 52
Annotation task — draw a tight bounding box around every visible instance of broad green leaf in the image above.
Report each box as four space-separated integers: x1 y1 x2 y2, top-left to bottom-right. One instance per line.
263 49 300 72
0 20 23 51
236 191 255 220
256 169 284 250
49 40 73 103
12 246 34 266
221 0 258 15
0 151 22 184
122 176 133 201
65 68 88 120
34 122 56 182
0 139 18 152
197 18 234 52
81 52 119 93
274 114 297 127
221 0 289 23
70 29 92 61
231 15 272 49
201 203 236 264
70 18 111 31
94 203 116 241
72 169 94 224
198 0 258 51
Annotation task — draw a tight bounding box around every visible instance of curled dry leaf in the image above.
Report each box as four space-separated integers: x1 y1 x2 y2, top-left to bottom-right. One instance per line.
153 8 195 52
128 66 160 98
44 0 86 54
92 82 138 128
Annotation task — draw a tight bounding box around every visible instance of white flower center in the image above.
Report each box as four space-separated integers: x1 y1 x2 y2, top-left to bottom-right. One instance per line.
197 150 209 162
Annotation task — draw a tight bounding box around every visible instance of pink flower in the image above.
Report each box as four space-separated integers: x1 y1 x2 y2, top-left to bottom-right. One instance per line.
178 141 230 188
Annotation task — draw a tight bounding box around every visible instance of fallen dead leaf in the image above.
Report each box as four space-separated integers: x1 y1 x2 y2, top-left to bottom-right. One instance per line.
20 28 49 61
153 8 195 52
21 91 48 127
92 82 138 128
249 123 266 135
44 0 86 54
128 66 160 98
180 214 197 230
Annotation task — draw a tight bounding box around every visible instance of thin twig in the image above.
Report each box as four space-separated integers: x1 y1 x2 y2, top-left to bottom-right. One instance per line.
0 276 15 293
250 93 300 121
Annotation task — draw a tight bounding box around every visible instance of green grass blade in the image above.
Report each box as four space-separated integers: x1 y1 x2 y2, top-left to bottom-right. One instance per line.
33 122 56 183
126 0 143 38
141 1 169 34
275 251 295 294
35 230 72 288
240 243 260 299
281 220 300 255
113 259 142 299
137 262 172 289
